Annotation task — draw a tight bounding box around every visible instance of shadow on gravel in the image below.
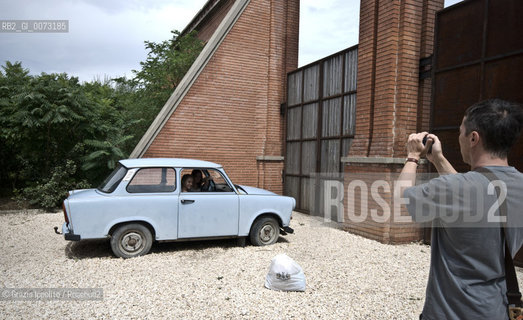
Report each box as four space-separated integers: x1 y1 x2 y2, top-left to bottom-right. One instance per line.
65 239 113 259
152 236 289 255
65 236 290 260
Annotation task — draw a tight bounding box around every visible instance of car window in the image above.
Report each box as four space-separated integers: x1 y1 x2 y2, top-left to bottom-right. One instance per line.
127 167 176 193
207 169 234 192
181 168 235 193
98 164 127 193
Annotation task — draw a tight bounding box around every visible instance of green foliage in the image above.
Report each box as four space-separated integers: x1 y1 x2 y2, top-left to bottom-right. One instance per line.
0 62 31 192
134 30 204 103
125 30 204 144
2 72 97 181
82 134 134 182
17 160 90 210
0 30 204 209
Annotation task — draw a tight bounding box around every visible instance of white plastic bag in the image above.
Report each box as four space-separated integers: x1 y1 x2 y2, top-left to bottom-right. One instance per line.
264 254 306 292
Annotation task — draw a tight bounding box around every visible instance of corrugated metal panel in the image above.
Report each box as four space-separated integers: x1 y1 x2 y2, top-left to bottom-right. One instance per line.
284 176 300 203
301 141 317 175
284 45 358 214
303 65 320 103
300 177 314 212
286 107 301 140
285 142 300 175
321 140 340 174
345 49 358 92
343 94 356 135
323 55 343 97
287 71 302 106
302 103 318 139
342 138 353 158
322 98 342 137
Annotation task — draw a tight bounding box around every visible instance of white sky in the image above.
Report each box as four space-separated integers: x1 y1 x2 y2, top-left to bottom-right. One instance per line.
0 0 464 82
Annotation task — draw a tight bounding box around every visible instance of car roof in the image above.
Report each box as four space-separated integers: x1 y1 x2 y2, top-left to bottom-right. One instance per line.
119 158 222 169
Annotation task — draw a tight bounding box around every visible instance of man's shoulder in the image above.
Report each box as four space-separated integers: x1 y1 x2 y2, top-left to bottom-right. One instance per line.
405 171 483 197
482 166 523 175
444 167 523 180
473 166 523 182
407 167 522 193
432 171 478 184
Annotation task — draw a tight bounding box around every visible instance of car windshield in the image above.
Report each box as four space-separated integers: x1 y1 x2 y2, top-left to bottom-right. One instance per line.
98 164 127 193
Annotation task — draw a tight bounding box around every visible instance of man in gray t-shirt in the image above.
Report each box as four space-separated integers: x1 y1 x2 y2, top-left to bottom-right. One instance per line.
399 99 523 320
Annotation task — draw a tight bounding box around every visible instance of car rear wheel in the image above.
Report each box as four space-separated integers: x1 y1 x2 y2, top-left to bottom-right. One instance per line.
249 217 279 246
110 223 153 258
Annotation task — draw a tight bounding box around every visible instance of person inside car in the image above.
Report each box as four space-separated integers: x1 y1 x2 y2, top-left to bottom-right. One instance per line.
191 169 212 192
181 174 193 192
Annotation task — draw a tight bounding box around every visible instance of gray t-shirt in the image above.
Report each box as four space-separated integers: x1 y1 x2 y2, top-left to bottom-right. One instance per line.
404 166 523 320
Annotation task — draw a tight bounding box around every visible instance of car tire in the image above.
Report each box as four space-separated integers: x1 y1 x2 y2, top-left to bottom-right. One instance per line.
249 216 279 246
110 223 153 258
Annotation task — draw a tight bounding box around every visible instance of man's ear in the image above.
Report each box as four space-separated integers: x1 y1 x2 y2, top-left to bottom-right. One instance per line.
470 131 480 147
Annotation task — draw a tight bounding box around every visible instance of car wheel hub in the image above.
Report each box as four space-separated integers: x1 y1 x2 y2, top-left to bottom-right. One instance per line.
260 224 275 242
121 232 143 252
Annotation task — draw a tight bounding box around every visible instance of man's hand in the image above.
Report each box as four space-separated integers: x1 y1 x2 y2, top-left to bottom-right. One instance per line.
425 133 442 164
399 132 430 197
407 132 432 160
421 133 458 175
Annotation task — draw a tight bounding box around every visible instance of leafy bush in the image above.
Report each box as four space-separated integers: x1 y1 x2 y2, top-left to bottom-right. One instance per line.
0 30 203 208
17 160 90 210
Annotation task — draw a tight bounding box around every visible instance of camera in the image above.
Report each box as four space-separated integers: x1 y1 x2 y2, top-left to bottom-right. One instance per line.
422 135 433 154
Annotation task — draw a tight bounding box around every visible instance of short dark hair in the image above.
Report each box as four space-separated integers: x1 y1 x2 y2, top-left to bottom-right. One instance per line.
191 170 202 178
464 99 523 158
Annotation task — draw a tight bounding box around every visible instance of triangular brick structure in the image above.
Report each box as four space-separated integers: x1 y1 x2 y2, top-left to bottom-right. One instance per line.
131 0 299 194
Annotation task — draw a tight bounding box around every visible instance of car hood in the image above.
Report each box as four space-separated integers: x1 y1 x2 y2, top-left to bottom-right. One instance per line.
238 185 276 195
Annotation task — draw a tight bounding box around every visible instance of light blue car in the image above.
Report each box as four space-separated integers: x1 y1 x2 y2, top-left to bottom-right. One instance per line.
58 158 295 258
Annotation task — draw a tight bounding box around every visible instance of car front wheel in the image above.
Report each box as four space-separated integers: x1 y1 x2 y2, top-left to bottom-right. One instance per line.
249 217 279 246
110 223 153 258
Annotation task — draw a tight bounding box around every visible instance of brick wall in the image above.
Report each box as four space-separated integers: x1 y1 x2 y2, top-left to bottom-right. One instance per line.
344 0 444 243
342 162 429 244
138 0 445 243
143 0 299 195
191 0 235 42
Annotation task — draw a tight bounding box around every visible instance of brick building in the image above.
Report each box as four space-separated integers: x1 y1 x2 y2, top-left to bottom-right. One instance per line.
131 0 448 244
343 0 444 243
131 0 300 195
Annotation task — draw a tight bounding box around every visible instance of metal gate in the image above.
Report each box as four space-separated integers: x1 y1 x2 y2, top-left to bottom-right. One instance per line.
431 0 523 172
430 0 523 262
284 46 358 216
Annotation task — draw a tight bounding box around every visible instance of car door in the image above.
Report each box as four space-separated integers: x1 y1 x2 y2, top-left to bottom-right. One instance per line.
119 167 179 240
178 168 239 238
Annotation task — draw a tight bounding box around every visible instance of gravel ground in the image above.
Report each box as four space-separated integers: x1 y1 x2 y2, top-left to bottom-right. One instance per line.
1 210 522 319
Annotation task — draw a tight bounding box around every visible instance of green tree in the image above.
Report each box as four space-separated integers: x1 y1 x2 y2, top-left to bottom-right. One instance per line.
0 62 31 193
125 30 204 142
78 29 204 185
2 72 96 181
0 67 100 205
79 80 141 183
134 30 204 105
0 29 204 208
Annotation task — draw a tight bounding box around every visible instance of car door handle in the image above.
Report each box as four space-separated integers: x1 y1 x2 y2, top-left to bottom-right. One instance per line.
181 199 195 204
